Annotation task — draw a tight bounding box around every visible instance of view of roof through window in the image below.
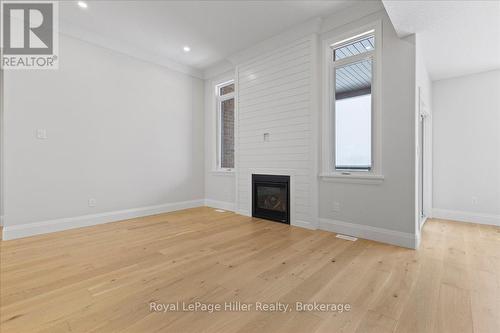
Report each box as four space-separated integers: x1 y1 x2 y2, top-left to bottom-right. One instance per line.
334 35 375 61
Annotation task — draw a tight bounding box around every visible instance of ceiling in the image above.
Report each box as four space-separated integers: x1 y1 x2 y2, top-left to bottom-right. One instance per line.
59 0 354 72
383 0 500 80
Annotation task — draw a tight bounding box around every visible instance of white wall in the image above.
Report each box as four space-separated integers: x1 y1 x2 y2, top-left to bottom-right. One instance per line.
433 70 500 225
2 35 205 238
318 10 417 245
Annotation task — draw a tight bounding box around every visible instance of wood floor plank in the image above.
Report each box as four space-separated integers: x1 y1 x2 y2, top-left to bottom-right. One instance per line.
0 208 499 332
435 283 474 333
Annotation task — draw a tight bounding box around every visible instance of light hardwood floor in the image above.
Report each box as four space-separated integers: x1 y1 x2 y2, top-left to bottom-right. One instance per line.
0 207 499 332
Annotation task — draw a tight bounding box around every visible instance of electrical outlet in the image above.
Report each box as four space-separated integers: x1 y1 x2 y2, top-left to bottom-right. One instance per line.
88 198 97 207
332 201 341 212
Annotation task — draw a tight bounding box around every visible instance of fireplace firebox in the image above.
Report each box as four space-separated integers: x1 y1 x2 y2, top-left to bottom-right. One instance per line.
252 174 290 224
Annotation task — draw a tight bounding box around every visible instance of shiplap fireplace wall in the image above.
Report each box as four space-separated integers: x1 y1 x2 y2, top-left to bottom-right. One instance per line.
235 35 319 229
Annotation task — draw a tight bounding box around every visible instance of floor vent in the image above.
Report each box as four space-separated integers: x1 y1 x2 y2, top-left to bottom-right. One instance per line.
336 234 358 241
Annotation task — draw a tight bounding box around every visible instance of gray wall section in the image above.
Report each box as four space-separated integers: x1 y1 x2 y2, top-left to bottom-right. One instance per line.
0 66 4 226
318 13 417 234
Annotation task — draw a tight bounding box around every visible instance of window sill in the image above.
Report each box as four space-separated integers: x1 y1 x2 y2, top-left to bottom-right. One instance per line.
210 170 235 176
319 172 384 184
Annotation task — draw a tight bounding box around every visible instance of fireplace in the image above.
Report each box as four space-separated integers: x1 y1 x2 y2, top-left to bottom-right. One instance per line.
252 174 290 224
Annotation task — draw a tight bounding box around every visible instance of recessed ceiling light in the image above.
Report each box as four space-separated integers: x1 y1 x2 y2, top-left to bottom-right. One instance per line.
183 46 191 52
77 1 88 9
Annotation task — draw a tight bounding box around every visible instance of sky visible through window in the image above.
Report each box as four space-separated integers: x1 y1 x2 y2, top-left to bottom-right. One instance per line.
335 94 372 169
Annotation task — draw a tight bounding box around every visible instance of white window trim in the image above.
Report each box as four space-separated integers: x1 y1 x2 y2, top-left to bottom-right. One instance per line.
320 21 383 184
214 79 235 172
210 170 235 176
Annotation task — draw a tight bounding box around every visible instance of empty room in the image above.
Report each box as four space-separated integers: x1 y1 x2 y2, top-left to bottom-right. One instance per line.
0 0 499 332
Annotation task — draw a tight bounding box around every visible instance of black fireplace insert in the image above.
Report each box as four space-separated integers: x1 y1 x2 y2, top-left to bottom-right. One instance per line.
252 174 290 224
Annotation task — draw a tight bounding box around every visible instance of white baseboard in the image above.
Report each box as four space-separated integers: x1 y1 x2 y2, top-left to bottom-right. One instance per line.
237 209 251 217
292 219 317 230
432 208 500 226
319 218 418 249
204 199 235 212
2 201 421 250
420 216 429 229
2 199 204 241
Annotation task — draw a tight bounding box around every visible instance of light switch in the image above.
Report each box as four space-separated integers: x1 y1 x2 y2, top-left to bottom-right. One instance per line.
36 128 47 139
263 132 270 142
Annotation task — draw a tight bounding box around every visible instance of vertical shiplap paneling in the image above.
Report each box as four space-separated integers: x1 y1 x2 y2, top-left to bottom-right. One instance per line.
236 37 313 223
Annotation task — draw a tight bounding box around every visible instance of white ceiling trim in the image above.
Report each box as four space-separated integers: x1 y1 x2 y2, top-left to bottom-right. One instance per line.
60 21 204 79
57 1 384 81
227 17 322 66
203 60 235 80
203 1 384 80
320 0 384 34
202 17 323 79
